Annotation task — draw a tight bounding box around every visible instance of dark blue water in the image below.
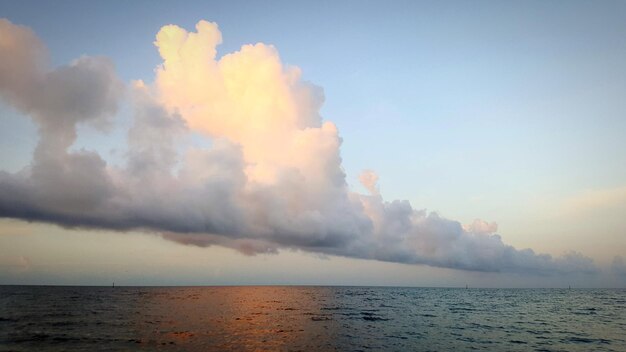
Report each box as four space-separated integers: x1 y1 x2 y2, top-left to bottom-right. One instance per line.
1 286 625 351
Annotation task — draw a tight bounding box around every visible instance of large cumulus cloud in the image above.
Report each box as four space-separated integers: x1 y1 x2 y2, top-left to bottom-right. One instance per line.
0 19 598 274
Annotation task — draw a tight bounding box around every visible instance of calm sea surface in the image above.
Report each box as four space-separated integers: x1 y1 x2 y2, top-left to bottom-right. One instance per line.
0 286 625 351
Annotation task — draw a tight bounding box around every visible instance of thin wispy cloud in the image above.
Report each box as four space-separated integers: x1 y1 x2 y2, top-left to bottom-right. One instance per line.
0 19 598 274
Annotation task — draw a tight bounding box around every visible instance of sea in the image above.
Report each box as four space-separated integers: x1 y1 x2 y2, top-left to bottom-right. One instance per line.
0 286 624 351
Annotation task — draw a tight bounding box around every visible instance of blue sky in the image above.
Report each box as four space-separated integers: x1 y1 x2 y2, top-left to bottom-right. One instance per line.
1 0 625 287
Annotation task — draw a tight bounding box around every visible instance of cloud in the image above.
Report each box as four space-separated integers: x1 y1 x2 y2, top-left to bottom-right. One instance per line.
463 219 498 235
359 170 380 195
0 19 598 275
612 256 626 277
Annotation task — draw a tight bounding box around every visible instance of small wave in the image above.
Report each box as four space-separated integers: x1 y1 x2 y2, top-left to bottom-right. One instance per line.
509 340 527 344
566 336 611 344
362 315 389 321
361 312 389 321
51 336 82 343
46 321 77 327
310 315 332 321
448 307 476 312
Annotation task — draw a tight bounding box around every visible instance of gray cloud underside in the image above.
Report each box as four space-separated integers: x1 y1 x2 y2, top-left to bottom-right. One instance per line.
0 18 598 275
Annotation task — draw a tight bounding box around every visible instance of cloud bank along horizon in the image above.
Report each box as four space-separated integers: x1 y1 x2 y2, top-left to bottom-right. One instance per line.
0 19 601 275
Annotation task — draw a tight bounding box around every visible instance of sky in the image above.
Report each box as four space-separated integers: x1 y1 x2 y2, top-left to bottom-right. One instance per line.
0 0 625 287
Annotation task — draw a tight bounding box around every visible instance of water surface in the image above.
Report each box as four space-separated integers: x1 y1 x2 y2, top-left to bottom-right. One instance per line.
1 286 625 351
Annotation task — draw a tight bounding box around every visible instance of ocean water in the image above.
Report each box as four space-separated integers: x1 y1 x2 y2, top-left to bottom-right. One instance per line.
0 286 625 351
